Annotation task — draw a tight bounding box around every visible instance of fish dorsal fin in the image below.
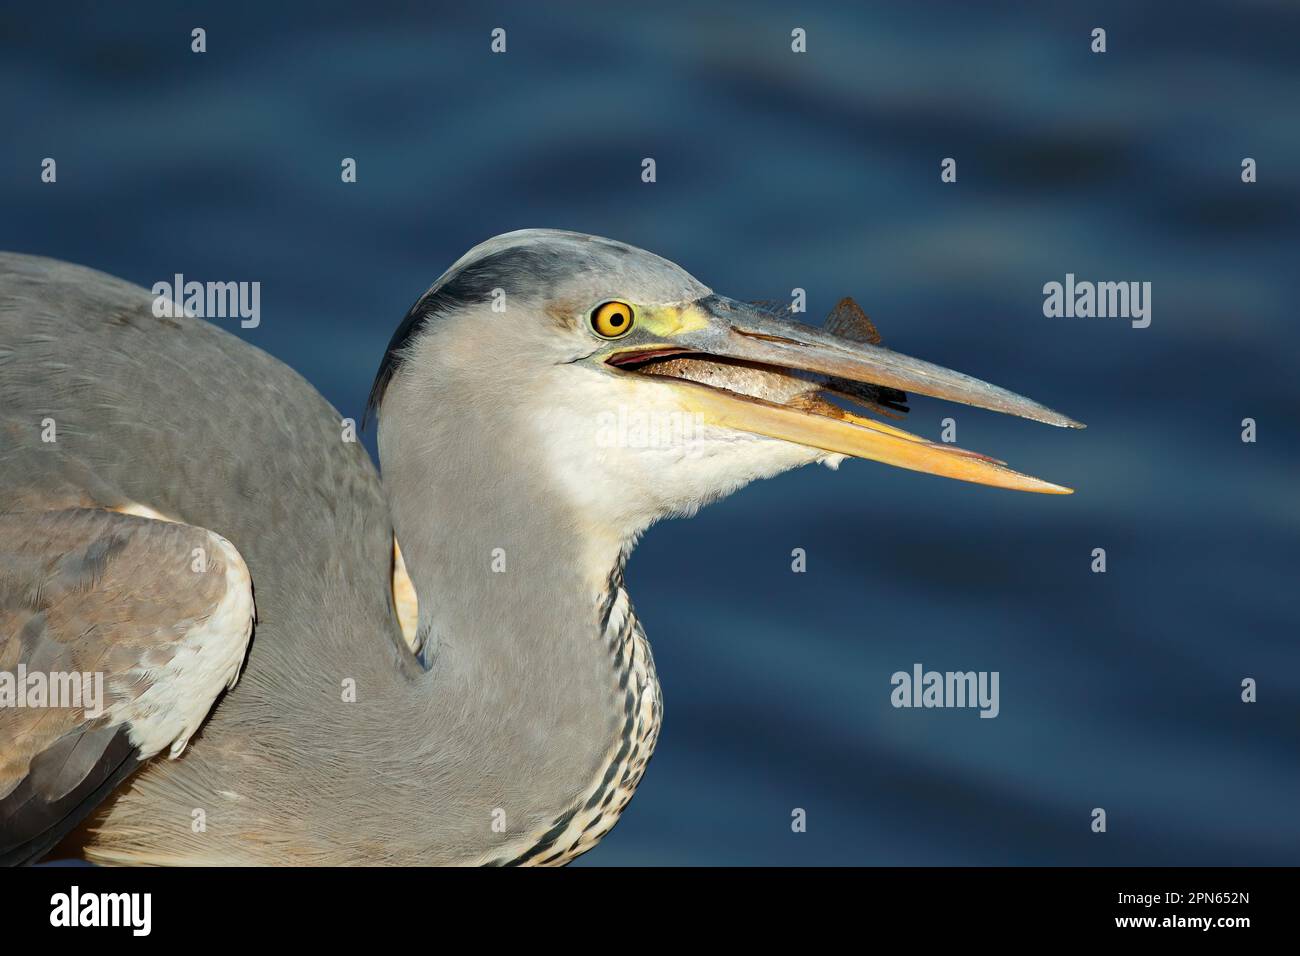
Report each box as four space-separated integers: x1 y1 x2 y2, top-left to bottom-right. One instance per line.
821 297 908 419
825 296 883 346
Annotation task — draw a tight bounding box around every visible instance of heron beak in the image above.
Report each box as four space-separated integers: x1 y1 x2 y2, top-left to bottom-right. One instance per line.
607 295 1084 494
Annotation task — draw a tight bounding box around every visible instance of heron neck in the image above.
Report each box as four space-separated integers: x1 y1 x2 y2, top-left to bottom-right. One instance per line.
381 440 657 864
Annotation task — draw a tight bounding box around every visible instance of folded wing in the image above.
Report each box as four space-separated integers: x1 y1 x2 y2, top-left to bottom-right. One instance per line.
0 508 253 865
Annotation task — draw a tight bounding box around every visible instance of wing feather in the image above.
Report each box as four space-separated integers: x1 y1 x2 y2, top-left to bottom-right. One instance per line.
0 508 253 864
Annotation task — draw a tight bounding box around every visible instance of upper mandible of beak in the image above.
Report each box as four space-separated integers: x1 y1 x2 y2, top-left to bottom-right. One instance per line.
688 296 1084 429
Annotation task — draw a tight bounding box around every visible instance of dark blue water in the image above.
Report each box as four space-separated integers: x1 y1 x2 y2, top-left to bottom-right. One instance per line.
2 1 1296 864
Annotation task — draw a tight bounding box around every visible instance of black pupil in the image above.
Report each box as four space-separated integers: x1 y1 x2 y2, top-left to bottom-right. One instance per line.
610 312 625 326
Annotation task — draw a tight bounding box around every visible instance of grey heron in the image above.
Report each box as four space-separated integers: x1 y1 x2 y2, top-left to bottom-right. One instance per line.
0 229 1081 865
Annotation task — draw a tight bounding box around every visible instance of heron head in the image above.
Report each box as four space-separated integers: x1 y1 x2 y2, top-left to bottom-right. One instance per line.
369 229 1081 542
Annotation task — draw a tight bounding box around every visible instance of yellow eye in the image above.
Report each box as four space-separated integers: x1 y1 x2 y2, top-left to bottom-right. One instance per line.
590 300 635 338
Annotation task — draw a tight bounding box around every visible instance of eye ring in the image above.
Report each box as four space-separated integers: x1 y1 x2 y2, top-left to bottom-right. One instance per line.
590 300 635 338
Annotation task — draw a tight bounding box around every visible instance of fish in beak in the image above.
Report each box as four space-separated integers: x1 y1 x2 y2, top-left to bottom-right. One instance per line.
605 295 1084 494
